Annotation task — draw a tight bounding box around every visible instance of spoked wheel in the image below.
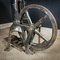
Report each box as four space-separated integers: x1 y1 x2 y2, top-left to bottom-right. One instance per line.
20 4 57 53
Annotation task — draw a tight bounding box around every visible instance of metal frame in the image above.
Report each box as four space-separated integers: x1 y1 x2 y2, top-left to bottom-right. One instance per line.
4 0 57 54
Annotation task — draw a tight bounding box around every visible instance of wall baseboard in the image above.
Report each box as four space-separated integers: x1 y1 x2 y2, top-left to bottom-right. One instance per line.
0 23 12 29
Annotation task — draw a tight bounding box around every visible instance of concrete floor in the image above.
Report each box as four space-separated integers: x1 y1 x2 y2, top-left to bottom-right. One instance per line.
0 27 60 60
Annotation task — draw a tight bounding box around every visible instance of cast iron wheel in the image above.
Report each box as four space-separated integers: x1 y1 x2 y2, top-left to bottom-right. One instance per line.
20 4 57 52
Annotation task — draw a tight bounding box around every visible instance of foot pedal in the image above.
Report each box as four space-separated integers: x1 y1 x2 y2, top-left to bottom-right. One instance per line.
10 35 23 47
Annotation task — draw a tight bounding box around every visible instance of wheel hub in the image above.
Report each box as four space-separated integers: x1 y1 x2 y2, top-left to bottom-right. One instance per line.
27 24 35 32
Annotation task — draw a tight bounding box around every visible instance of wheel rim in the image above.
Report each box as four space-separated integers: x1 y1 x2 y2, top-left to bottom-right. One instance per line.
16 4 57 52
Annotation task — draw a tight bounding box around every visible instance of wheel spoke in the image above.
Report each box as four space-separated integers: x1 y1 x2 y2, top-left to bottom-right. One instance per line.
35 15 47 28
26 10 33 25
24 31 35 48
35 30 49 42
